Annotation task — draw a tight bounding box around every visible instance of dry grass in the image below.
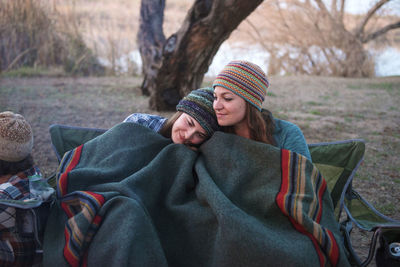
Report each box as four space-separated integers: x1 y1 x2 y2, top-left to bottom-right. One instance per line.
0 0 104 75
51 0 191 75
0 0 58 70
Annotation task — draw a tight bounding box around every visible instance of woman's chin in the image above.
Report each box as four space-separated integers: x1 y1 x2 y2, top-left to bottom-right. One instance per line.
171 135 183 144
217 120 231 127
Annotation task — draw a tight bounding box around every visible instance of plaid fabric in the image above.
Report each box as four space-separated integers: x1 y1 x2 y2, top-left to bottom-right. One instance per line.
0 177 30 201
0 166 43 267
276 149 340 267
123 113 167 133
0 219 39 267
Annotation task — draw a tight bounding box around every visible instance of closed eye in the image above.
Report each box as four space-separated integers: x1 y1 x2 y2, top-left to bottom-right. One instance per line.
196 132 207 139
187 118 195 127
214 95 232 101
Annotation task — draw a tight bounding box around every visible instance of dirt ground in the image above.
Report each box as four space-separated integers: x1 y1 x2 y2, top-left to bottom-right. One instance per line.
1 75 399 266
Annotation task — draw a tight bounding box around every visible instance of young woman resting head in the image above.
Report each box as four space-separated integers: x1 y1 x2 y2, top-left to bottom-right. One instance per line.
124 87 220 149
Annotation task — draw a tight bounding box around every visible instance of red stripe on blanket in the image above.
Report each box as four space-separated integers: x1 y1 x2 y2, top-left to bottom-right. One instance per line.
93 214 102 225
59 145 83 197
290 217 327 266
61 201 74 218
85 191 105 206
276 149 290 215
276 149 340 267
327 229 340 266
316 177 327 223
82 251 88 267
61 191 105 267
64 227 79 267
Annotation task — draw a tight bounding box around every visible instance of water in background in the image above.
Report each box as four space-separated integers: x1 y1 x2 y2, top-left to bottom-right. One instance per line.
372 47 400 77
106 43 400 77
205 43 400 77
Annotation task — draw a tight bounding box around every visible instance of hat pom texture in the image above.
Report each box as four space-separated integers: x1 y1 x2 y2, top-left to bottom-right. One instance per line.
176 88 219 136
0 111 33 162
212 60 269 111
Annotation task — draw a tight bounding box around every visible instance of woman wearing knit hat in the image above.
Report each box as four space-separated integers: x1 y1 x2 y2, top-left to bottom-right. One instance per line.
124 87 219 148
212 60 311 160
0 111 54 266
0 111 37 182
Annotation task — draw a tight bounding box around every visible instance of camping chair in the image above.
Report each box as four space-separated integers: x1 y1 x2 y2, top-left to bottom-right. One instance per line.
309 140 400 266
48 124 400 266
49 124 107 162
47 124 106 188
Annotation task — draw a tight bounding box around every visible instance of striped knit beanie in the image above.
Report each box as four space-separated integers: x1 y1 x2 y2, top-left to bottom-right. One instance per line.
176 87 219 136
212 60 270 111
0 111 33 162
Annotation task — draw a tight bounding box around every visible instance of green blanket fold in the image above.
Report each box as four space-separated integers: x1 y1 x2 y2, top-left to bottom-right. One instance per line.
43 123 350 267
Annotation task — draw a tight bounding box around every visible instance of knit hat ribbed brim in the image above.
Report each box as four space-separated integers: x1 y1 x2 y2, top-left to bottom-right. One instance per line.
176 88 219 136
0 111 33 162
212 60 270 111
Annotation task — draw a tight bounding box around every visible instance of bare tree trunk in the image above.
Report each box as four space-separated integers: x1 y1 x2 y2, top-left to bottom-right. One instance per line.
137 0 166 96
138 0 263 111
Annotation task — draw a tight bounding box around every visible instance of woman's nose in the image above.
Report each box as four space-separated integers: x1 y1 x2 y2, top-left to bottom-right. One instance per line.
213 99 222 110
184 128 195 141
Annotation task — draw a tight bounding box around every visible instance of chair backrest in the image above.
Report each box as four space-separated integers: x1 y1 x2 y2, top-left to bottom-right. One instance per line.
308 139 365 212
309 140 400 267
49 124 107 161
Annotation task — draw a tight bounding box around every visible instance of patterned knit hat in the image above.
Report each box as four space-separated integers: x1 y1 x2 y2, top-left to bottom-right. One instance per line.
0 111 33 162
212 60 270 111
176 87 219 136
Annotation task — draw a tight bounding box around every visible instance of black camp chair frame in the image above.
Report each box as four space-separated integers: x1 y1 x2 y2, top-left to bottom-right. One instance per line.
48 124 400 266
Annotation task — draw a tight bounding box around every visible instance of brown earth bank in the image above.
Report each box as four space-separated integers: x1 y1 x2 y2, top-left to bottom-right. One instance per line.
1 75 399 266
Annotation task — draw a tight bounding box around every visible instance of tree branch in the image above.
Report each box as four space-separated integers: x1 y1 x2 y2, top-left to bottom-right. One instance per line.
330 0 345 24
5 47 36 72
355 0 390 37
245 19 270 51
314 0 342 27
314 0 330 16
331 0 337 13
339 0 345 22
362 20 400 43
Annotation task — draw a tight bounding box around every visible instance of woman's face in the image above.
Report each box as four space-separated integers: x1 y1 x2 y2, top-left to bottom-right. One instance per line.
213 86 247 127
171 113 208 146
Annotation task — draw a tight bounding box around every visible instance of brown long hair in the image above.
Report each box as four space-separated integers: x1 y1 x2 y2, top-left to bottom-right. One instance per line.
221 103 276 145
159 111 183 138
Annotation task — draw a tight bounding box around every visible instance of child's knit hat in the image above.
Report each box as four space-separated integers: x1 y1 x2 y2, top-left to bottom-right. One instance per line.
176 87 219 136
212 60 270 111
0 111 33 162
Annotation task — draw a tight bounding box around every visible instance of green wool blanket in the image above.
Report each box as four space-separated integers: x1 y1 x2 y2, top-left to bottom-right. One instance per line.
43 123 350 267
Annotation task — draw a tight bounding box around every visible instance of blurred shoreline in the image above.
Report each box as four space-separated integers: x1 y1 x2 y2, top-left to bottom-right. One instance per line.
98 44 400 77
